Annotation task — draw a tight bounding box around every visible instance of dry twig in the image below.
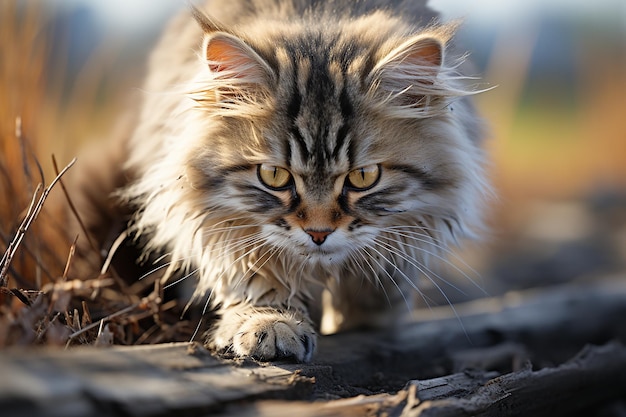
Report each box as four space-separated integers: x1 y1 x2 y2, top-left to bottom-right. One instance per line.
0 158 76 286
52 155 100 257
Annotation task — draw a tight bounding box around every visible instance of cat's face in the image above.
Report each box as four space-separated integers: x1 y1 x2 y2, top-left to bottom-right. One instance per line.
188 92 463 268
185 22 482 267
247 94 460 266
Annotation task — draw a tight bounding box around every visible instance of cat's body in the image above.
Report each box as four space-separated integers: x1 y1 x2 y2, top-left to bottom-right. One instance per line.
68 0 488 362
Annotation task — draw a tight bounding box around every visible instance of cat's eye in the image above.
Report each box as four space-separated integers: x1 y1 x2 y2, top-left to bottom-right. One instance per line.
346 165 381 190
258 164 293 190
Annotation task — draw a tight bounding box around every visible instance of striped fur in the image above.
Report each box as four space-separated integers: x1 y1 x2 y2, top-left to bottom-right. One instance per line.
115 0 490 362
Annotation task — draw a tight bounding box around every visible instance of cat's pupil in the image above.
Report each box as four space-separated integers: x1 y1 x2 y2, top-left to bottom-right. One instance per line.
346 165 380 190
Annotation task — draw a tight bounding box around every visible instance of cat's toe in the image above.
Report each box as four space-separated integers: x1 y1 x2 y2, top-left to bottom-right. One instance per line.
232 313 316 362
273 321 315 361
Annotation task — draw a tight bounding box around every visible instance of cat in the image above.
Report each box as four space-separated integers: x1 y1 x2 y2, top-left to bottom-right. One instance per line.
66 0 489 362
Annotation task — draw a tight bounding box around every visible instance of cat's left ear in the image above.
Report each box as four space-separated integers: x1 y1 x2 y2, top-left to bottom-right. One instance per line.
368 35 445 106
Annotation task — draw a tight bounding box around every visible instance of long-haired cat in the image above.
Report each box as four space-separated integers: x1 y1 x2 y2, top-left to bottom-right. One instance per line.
67 0 489 362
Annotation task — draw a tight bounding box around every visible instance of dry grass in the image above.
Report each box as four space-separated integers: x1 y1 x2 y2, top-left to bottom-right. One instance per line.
0 0 191 348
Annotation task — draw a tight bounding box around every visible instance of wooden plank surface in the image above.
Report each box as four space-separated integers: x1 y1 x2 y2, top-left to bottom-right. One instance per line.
219 342 626 417
1 343 312 416
2 280 626 417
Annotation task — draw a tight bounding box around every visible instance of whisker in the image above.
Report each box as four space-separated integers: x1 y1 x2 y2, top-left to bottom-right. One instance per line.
209 235 270 290
190 289 213 342
362 241 441 311
376 234 472 297
232 247 278 290
186 225 264 343
164 267 199 290
137 232 260 286
350 249 394 308
370 237 471 341
139 259 177 281
383 227 486 294
202 222 263 237
360 246 413 312
209 232 265 260
204 215 258 227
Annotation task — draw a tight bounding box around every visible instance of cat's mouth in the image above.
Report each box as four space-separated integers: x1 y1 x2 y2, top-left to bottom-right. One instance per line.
300 247 333 256
295 245 350 264
263 225 352 263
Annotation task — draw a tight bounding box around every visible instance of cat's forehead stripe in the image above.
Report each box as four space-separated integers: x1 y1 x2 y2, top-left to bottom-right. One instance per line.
331 80 353 160
285 61 309 165
280 47 355 172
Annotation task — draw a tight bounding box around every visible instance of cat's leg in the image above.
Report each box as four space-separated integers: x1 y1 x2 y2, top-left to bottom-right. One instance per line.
205 272 319 362
320 268 414 335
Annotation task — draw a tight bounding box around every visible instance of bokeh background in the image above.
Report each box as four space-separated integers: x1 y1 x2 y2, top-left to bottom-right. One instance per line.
2 0 626 305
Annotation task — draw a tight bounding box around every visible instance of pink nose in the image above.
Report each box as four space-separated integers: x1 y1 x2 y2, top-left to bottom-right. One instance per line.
304 229 334 245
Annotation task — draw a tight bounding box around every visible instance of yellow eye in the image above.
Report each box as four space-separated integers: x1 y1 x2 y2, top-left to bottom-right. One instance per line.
258 164 293 189
346 165 381 190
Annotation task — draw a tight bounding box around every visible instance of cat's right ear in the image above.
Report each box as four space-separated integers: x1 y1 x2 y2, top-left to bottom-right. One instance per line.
190 4 274 87
202 33 274 86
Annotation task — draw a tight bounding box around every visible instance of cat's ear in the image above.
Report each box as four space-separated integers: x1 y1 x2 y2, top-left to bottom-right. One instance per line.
190 4 273 90
203 33 273 86
368 35 445 108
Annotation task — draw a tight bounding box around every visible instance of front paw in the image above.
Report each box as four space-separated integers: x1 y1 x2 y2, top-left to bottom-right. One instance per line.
211 308 316 362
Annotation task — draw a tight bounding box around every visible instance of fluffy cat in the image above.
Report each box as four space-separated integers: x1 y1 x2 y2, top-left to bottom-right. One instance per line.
68 0 489 362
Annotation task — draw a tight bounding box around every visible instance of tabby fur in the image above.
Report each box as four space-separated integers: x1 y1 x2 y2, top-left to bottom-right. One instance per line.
68 0 489 362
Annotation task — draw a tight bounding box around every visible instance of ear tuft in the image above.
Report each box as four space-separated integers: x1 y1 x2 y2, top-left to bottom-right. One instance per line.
369 35 446 109
189 4 225 34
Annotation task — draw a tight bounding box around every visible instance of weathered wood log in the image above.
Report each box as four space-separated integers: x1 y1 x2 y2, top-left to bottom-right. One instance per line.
294 279 626 393
226 342 626 417
1 280 625 417
406 341 626 417
0 343 314 417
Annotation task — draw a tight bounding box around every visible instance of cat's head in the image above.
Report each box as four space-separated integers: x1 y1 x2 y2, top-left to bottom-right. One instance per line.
183 9 487 266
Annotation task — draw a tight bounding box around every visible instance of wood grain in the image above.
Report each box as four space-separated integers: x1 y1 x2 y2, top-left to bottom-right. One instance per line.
1 281 625 417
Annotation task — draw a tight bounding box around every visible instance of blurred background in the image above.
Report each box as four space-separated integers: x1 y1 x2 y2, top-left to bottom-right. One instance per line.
2 0 625 303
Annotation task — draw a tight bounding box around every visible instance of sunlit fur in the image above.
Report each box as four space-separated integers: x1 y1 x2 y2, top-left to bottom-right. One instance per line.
117 0 490 362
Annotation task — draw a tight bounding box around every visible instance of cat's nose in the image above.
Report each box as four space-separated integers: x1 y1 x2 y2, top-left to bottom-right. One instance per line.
304 228 334 245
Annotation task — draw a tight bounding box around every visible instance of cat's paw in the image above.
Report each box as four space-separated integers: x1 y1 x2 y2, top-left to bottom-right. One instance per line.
211 308 316 362
234 312 316 362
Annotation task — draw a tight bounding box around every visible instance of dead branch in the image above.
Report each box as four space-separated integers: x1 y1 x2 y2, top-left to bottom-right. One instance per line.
0 183 42 286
